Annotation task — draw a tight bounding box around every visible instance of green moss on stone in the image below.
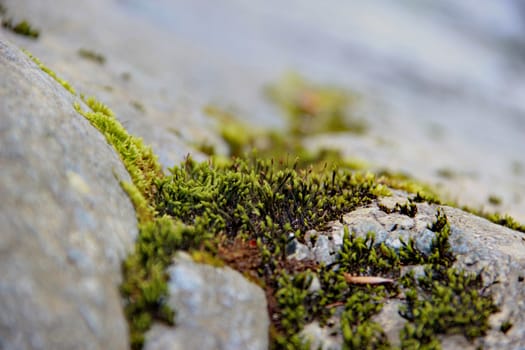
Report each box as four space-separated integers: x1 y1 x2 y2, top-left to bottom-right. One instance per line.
2 18 39 38
78 48 106 65
266 72 367 136
23 53 503 349
74 97 162 204
25 51 76 95
400 266 497 348
340 290 391 350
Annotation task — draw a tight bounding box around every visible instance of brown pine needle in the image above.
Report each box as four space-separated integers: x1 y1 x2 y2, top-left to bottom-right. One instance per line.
343 273 394 285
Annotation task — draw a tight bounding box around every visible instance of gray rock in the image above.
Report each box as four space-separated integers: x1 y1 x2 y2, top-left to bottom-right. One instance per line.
0 38 137 349
371 300 405 349
443 207 525 350
286 238 314 261
300 320 341 350
297 192 525 349
312 235 335 265
145 252 269 350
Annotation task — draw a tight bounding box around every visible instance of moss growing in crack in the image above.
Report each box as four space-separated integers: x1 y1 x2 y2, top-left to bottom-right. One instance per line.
267 230 402 348
25 51 76 95
340 291 391 350
273 271 313 349
120 217 183 347
74 96 163 204
22 53 169 348
396 211 496 349
399 266 497 348
23 52 161 214
338 230 401 277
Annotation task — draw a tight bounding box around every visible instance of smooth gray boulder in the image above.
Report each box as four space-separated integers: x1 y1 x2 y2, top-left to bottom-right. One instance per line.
0 38 137 349
145 252 269 350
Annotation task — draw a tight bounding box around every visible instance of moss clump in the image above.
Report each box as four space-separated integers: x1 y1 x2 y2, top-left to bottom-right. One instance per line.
78 48 106 65
74 96 162 206
204 104 375 177
2 18 39 38
399 266 497 348
120 217 179 346
378 200 418 218
156 157 382 242
340 290 391 350
487 195 502 206
266 72 367 136
377 170 442 205
273 271 313 349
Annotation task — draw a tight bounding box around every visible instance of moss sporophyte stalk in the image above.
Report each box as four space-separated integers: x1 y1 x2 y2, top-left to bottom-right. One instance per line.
24 51 514 349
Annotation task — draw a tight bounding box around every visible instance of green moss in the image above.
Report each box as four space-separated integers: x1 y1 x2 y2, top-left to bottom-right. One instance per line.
273 271 312 348
487 195 502 206
25 51 77 95
500 320 513 334
2 18 39 38
266 72 367 136
483 212 525 233
120 181 154 223
399 266 497 348
190 250 225 267
377 170 442 205
156 156 382 243
378 200 418 218
340 291 391 350
120 217 182 348
74 96 163 203
78 48 106 65
25 53 501 349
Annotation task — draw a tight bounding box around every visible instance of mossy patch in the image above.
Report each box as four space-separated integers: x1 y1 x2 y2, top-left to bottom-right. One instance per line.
74 96 162 205
399 266 497 348
78 48 106 65
2 18 39 38
24 54 512 349
266 72 367 136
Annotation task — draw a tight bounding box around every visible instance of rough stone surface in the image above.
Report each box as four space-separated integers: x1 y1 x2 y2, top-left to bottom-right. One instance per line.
145 252 269 350
300 320 341 350
0 38 137 349
293 190 525 349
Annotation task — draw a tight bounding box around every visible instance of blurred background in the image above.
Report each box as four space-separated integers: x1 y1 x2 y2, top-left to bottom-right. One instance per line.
2 0 524 220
